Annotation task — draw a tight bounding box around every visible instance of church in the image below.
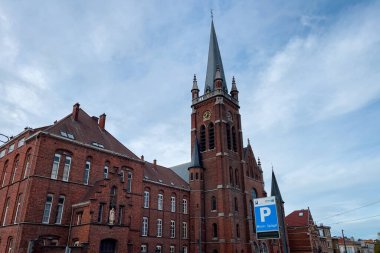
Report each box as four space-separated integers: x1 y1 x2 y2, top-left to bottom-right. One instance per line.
0 21 288 253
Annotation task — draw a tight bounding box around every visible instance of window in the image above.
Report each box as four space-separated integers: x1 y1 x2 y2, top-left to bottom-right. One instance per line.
91 142 104 148
190 173 193 180
103 162 109 179
234 197 238 211
126 171 132 192
83 160 91 185
200 125 206 152
6 237 13 253
157 219 162 237
211 196 217 211
182 222 188 239
156 245 162 253
170 246 175 253
11 156 19 183
226 124 232 150
42 194 53 224
232 126 237 152
143 191 150 208
170 220 175 238
235 169 239 187
208 123 215 149
55 196 65 224
251 188 257 199
171 196 176 212
142 217 148 236
8 144 15 153
182 199 188 214
183 246 188 253
212 223 218 238
1 160 8 187
97 203 104 223
13 194 22 224
158 194 163 210
76 212 83 225
141 244 147 253
51 154 61 180
120 169 125 182
23 151 31 178
118 206 124 225
229 167 234 185
2 197 10 226
18 138 25 147
236 224 240 237
62 156 72 182
60 131 75 140
0 149 6 158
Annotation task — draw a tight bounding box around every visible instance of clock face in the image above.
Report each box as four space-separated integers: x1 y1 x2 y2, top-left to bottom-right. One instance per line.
203 111 211 121
226 111 232 121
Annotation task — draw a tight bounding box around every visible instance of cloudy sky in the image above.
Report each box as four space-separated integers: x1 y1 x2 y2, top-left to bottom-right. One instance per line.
1 0 379 240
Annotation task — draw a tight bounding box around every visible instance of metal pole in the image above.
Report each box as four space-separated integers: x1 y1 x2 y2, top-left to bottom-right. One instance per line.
342 230 348 253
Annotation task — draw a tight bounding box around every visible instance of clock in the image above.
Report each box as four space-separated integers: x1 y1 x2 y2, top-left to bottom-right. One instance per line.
203 111 211 121
226 111 232 122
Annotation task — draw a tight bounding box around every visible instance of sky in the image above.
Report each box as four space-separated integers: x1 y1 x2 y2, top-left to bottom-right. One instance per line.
1 0 380 240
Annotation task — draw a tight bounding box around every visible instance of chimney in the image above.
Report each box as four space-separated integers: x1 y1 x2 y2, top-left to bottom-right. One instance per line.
153 159 157 169
141 155 144 161
72 103 80 121
99 113 106 130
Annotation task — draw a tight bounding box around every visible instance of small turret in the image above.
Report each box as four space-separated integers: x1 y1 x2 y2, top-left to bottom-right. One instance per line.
191 74 199 99
214 66 223 90
230 76 239 100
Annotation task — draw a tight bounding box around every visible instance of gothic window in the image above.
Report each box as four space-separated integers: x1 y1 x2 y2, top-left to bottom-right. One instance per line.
208 123 215 149
11 155 19 183
83 158 91 185
126 171 133 192
251 188 258 199
236 224 240 237
1 160 9 187
13 193 22 224
2 197 10 226
226 124 232 150
212 223 218 238
211 196 217 211
235 169 239 187
55 195 65 224
234 197 238 211
232 126 237 152
6 237 13 253
23 149 32 178
229 167 234 185
200 125 206 152
42 194 53 224
103 161 110 179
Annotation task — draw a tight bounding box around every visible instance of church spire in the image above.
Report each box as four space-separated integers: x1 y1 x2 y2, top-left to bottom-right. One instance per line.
204 20 227 94
189 137 202 168
271 170 284 203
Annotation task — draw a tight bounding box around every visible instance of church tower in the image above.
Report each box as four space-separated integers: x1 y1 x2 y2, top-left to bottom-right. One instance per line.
189 20 247 253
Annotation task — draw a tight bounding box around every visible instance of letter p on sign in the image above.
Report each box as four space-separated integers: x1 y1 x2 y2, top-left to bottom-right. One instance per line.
260 207 271 222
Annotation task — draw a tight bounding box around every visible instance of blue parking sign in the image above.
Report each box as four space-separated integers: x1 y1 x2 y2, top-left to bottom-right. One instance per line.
254 196 280 239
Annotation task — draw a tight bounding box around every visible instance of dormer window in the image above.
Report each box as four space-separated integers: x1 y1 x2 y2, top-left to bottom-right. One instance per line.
18 138 25 147
92 142 104 148
60 131 75 140
8 144 15 153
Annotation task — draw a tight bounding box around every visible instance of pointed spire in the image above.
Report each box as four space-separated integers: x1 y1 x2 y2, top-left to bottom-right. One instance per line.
190 138 202 168
271 170 284 203
192 74 199 91
231 76 238 91
204 20 227 94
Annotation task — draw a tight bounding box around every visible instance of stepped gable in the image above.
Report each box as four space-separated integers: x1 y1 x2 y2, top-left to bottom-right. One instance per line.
43 107 138 159
144 161 189 189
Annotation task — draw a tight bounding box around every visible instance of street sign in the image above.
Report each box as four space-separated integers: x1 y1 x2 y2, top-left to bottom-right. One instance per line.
253 196 280 239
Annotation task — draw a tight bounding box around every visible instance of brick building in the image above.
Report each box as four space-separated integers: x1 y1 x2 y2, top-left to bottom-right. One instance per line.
0 21 286 253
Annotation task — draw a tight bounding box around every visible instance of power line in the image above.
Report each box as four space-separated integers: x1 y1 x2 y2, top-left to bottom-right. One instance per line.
331 214 380 225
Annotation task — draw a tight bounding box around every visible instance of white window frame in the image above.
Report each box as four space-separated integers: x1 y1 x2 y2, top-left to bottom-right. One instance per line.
103 164 109 179
126 171 132 192
142 217 148 236
182 199 188 214
13 194 22 224
62 156 72 182
170 246 175 253
182 222 188 239
158 194 163 211
8 144 15 153
171 196 176 212
143 191 150 208
157 219 162 237
2 198 10 226
42 194 53 224
11 158 19 183
55 196 65 224
0 149 6 158
83 160 91 185
23 153 31 178
18 138 25 147
156 245 162 253
141 244 147 253
51 154 61 180
183 246 188 253
170 220 175 238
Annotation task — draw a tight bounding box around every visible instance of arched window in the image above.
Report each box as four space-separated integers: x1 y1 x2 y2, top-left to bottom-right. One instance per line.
235 169 239 187
236 224 240 237
229 167 234 185
200 125 206 152
212 223 218 238
234 197 238 211
1 160 9 187
262 243 268 253
126 171 133 192
83 157 92 185
23 149 32 178
251 188 258 200
208 123 215 149
104 161 110 179
211 196 217 211
11 155 20 183
226 124 232 150
182 198 188 214
144 190 150 208
6 237 13 253
232 126 237 152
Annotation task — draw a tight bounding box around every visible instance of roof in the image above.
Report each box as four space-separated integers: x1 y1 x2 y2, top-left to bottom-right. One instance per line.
189 138 202 168
286 209 314 227
204 20 228 94
43 108 139 159
144 161 189 190
170 162 191 181
271 170 284 203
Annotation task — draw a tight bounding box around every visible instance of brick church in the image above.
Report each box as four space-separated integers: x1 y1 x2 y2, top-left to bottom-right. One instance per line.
0 21 288 253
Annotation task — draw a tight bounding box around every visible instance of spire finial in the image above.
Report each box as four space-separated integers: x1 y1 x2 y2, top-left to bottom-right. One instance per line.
247 138 250 145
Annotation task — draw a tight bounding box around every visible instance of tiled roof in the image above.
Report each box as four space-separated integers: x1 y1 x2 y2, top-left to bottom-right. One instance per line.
144 161 189 190
43 108 138 159
286 209 314 227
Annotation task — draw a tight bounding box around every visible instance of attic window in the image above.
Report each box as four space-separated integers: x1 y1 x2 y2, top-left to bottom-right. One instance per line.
144 176 149 179
170 182 174 186
0 149 5 158
158 179 163 183
60 131 75 140
92 142 104 148
299 212 304 217
8 143 15 153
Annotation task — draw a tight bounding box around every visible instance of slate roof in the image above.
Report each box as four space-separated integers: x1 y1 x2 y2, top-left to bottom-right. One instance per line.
189 138 202 168
144 161 189 190
271 170 284 203
43 108 138 159
170 162 191 182
286 209 314 227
